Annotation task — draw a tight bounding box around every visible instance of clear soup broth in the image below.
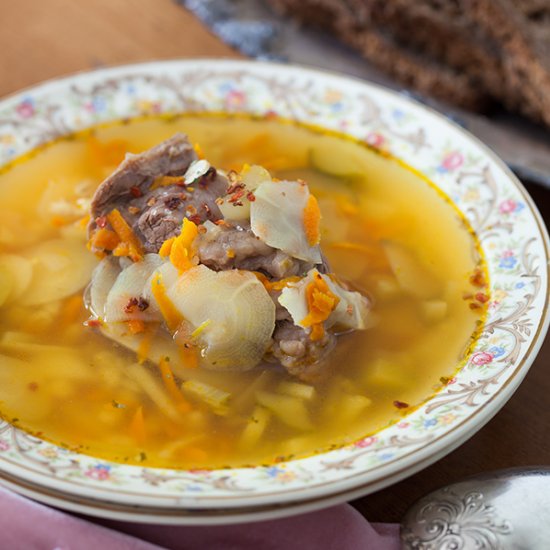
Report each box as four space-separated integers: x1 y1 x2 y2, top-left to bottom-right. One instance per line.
0 115 487 468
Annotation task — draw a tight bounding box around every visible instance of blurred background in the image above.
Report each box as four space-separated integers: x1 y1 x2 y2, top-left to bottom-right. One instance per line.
2 0 549 523
2 0 549 187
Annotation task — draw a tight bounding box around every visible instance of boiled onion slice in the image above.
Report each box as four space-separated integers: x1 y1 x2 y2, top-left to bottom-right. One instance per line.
250 180 322 263
104 254 164 323
167 265 276 371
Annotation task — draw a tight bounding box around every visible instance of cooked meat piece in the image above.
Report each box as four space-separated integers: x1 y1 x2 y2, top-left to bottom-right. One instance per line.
269 320 337 379
88 134 228 252
196 221 318 279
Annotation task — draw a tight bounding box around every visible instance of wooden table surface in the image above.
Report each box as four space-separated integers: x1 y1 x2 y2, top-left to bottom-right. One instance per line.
3 0 549 525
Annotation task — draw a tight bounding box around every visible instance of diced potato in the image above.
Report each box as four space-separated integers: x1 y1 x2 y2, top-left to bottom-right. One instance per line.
0 254 33 305
256 390 313 431
239 405 271 449
382 241 442 299
337 394 372 423
21 238 98 306
181 380 231 416
278 381 316 401
278 434 318 456
420 299 448 324
309 137 366 178
373 275 402 301
361 356 409 390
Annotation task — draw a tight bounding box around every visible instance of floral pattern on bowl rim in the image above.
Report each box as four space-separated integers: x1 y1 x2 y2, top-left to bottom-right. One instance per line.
0 60 548 522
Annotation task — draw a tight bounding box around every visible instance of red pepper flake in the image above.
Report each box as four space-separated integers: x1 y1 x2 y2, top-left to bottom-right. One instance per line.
227 182 244 195
124 296 149 313
27 382 38 392
189 214 202 225
146 197 157 207
246 191 256 202
393 400 409 409
164 196 182 210
84 318 103 328
228 189 245 203
186 205 197 216
462 293 473 300
470 269 486 288
203 203 211 215
469 302 482 310
475 292 489 303
130 186 143 198
128 206 141 215
96 216 107 229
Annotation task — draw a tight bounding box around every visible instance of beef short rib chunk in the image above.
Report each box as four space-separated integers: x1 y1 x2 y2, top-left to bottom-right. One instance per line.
88 133 228 252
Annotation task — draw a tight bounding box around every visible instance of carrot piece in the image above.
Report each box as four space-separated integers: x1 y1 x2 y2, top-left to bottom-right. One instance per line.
159 236 176 258
193 143 205 160
301 272 340 341
169 218 198 273
150 272 183 332
179 344 199 369
270 276 302 291
158 357 192 412
106 208 144 261
303 194 321 246
90 228 120 251
130 406 146 444
127 319 146 335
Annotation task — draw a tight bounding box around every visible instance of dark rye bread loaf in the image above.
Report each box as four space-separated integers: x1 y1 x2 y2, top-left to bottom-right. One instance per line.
266 0 550 127
464 0 550 126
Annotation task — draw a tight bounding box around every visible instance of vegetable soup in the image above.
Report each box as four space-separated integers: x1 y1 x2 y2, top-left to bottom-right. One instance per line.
0 115 487 469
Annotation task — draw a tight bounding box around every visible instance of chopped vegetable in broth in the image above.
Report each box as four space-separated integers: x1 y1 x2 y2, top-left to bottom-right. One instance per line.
0 114 487 468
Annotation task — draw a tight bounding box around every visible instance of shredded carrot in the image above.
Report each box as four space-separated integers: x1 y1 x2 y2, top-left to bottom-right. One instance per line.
270 276 302 291
89 228 120 251
180 345 199 369
130 406 146 444
88 136 128 167
107 208 144 261
112 242 130 257
137 329 155 364
159 236 176 258
194 142 205 160
150 272 183 332
158 357 192 412
169 218 198 273
303 194 321 246
301 272 340 341
127 319 146 335
252 273 302 292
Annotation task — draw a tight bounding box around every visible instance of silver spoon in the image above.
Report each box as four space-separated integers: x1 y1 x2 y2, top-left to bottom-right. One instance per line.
400 466 550 549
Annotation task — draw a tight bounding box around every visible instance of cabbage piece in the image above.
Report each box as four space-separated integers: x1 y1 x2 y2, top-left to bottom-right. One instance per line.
250 180 322 263
104 254 164 323
278 269 369 332
167 265 276 371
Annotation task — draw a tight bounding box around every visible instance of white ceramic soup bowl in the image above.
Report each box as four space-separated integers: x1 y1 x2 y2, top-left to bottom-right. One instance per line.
0 60 548 524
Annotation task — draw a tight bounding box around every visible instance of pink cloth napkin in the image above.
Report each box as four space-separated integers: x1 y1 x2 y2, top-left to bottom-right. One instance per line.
0 486 400 550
